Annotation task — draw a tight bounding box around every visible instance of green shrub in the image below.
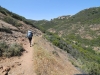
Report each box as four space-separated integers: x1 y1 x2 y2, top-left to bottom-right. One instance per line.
0 6 12 16
0 42 24 57
0 6 25 21
44 31 100 74
11 13 25 21
0 41 8 56
89 63 100 75
9 43 24 56
0 6 37 29
3 17 22 27
0 10 7 16
0 27 12 34
52 51 59 57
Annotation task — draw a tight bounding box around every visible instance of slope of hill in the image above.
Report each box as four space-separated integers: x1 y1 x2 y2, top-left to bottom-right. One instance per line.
0 6 40 45
33 34 82 75
32 7 100 50
0 6 38 75
32 6 100 74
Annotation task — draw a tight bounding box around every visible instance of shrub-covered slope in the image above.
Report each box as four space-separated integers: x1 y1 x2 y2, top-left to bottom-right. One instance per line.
32 6 100 74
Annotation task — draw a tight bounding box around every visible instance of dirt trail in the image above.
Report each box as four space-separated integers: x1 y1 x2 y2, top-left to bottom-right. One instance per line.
21 39 36 75
8 38 36 75
0 38 36 75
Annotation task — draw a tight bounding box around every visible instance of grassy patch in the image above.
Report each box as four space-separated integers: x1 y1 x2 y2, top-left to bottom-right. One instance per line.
34 44 66 75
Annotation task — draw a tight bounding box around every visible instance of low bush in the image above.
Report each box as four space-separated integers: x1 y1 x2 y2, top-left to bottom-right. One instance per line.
44 32 100 74
0 27 12 34
3 17 22 27
0 42 24 57
89 63 100 75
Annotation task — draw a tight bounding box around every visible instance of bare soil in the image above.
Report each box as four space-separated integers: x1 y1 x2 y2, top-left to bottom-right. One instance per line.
0 38 36 75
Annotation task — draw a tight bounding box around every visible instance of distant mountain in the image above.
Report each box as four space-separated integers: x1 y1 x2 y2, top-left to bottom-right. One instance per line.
32 7 100 39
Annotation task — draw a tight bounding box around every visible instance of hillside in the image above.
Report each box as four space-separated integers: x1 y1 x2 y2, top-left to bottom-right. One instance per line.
32 7 100 51
0 6 39 49
32 6 100 74
33 7 100 36
33 35 82 75
0 6 39 75
0 6 84 75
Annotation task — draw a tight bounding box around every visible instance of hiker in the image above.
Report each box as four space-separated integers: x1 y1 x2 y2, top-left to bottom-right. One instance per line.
27 30 33 47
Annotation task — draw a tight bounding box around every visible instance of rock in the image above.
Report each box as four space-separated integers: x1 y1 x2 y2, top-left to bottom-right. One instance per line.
15 62 21 66
22 39 24 41
2 71 8 75
11 65 15 68
0 65 3 69
17 63 21 66
2 66 10 73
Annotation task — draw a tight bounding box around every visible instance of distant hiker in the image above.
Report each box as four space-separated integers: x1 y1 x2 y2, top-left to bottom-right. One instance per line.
27 30 33 47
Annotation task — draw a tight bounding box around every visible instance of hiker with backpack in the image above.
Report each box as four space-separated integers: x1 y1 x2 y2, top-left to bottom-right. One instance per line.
27 30 33 47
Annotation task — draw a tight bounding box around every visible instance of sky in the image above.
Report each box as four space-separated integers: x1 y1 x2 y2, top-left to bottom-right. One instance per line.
0 0 100 20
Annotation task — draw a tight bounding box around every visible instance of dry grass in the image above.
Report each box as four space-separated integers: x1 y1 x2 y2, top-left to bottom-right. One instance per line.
33 36 81 75
34 44 67 75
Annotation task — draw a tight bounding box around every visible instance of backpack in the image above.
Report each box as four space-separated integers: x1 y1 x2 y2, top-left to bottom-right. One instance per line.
27 30 33 38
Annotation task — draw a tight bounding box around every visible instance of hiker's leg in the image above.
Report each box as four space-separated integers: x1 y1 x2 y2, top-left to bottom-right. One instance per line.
29 40 31 46
29 38 32 47
28 38 31 46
